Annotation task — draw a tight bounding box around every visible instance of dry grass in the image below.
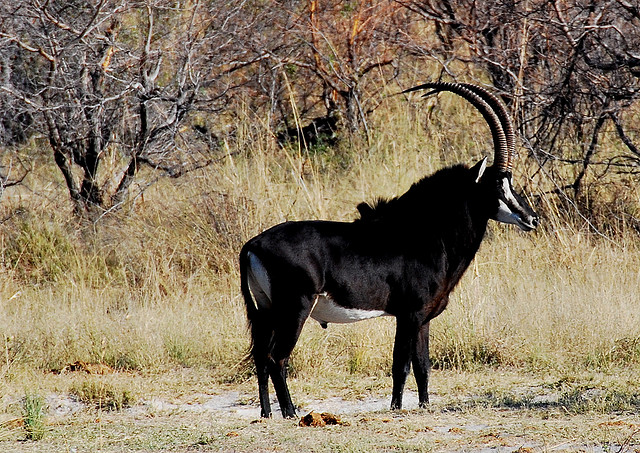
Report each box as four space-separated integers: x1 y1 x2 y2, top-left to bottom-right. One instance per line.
1 99 639 378
0 98 639 450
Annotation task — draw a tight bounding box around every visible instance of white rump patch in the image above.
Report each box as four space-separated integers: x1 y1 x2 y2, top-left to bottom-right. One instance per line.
310 293 389 325
246 252 272 309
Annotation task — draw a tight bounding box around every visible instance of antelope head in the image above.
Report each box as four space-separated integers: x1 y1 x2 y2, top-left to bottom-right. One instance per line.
404 82 539 231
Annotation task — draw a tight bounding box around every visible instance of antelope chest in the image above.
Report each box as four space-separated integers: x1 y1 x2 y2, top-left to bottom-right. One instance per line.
309 292 389 325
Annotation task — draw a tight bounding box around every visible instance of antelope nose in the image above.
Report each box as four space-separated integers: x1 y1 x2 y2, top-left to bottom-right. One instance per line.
531 216 540 228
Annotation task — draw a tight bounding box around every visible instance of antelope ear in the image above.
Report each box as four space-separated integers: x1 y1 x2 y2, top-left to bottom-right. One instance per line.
471 157 488 183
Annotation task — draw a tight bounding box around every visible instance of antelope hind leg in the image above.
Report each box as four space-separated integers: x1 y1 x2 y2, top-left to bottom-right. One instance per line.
268 297 313 418
250 318 274 418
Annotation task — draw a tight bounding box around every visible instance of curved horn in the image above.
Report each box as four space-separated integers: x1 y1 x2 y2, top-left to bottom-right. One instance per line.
402 82 510 172
459 83 516 171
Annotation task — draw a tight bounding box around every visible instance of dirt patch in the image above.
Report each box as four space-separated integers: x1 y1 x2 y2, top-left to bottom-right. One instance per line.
1 371 639 452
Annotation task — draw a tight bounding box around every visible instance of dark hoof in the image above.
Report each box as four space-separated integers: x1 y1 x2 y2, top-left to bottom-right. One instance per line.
282 409 297 419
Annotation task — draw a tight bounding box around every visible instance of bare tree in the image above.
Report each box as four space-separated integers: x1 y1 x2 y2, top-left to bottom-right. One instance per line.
0 0 242 217
402 0 640 222
4 0 639 228
232 0 416 138
0 152 29 204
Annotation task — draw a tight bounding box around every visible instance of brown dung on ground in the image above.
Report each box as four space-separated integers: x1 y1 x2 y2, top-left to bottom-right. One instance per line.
299 411 348 427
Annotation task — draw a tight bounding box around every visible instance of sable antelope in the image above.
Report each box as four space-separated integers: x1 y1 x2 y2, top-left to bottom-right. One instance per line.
239 82 539 418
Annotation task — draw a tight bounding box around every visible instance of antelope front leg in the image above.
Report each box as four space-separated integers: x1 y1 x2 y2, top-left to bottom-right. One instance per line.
412 321 431 408
390 316 415 410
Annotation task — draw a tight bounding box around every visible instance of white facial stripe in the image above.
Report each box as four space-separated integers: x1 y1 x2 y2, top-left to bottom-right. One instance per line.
501 177 520 207
496 199 520 225
495 175 537 231
310 293 389 324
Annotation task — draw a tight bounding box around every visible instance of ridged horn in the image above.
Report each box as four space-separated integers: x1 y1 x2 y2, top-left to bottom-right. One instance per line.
458 83 516 171
402 82 511 172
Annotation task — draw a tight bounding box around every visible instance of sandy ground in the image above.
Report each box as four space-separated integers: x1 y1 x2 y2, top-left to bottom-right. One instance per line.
1 370 639 452
1 391 638 452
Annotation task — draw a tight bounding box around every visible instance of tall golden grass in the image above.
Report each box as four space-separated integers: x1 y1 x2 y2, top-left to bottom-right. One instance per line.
1 96 639 391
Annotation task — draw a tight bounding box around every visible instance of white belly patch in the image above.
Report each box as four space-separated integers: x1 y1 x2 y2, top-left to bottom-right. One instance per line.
310 293 389 325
